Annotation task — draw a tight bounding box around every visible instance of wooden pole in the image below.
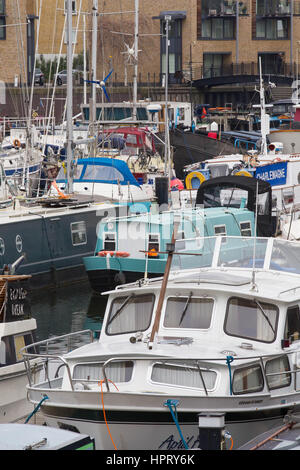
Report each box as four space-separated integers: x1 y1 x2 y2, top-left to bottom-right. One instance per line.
148 220 179 348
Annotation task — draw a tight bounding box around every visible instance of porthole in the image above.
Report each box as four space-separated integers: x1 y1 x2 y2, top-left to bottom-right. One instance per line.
15 235 22 253
0 238 5 256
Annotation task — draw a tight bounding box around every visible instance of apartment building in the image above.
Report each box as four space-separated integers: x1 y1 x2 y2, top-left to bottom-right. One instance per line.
0 0 300 89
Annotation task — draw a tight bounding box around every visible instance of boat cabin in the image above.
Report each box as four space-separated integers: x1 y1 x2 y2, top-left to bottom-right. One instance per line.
83 204 256 291
196 175 274 237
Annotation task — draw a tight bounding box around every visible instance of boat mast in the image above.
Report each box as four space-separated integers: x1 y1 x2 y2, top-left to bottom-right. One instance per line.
164 15 171 185
132 0 139 121
66 0 74 194
91 0 98 127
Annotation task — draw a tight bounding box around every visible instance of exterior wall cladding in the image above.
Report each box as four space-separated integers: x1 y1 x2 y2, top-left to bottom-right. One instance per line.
0 0 299 84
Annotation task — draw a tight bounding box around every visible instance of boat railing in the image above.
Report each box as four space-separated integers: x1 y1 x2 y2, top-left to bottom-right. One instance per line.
21 329 95 391
101 353 300 395
22 335 300 397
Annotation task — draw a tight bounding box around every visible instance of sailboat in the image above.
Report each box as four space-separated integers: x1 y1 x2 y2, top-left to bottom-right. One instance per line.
0 0 153 290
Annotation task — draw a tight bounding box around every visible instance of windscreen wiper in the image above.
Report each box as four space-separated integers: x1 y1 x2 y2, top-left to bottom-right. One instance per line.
179 291 193 325
107 294 135 327
255 299 275 334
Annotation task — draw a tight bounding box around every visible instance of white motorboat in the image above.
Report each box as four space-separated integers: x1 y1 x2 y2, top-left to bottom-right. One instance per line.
23 235 300 449
0 273 39 423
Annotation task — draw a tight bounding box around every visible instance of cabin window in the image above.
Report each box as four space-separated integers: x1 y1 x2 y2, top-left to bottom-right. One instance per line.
103 233 116 251
282 189 294 206
0 332 36 366
106 293 155 335
147 234 159 255
214 225 226 241
83 165 125 183
232 365 264 395
225 297 278 343
265 355 291 390
71 221 87 246
207 164 229 178
164 296 214 329
284 306 300 344
73 361 133 384
240 221 252 237
151 362 217 391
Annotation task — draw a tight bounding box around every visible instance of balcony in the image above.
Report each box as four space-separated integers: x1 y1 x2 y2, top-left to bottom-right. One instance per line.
256 0 291 17
192 60 295 87
202 0 249 18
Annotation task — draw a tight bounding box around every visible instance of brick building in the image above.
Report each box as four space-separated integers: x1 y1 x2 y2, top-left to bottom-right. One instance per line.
1 1 300 92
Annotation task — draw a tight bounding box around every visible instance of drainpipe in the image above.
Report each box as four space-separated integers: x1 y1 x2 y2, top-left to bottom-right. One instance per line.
236 0 239 65
291 0 294 73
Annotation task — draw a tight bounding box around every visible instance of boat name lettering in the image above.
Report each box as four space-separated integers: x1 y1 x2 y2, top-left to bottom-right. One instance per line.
158 434 200 450
11 303 25 316
238 399 264 405
9 287 27 301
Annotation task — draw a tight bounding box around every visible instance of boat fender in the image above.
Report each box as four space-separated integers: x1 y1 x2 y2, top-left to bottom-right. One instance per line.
185 171 206 190
98 251 130 258
13 139 21 148
114 271 126 285
147 248 158 258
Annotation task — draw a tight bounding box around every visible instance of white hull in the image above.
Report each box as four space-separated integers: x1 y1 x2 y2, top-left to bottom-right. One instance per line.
40 405 284 450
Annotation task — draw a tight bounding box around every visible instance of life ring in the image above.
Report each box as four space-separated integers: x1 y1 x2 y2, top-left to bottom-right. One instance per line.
98 251 130 258
185 171 206 190
274 157 283 162
146 248 158 258
235 170 253 177
13 139 21 148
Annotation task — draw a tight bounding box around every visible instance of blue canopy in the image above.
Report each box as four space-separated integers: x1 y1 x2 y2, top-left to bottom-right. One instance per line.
57 157 141 187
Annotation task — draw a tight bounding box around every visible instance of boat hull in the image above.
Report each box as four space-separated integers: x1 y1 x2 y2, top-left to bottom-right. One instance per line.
0 369 35 423
38 402 286 450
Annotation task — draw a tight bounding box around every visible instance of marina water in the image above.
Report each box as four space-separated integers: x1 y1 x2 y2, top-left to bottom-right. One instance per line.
30 282 107 346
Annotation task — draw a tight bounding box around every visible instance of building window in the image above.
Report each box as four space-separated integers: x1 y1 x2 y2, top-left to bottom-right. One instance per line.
64 0 77 14
256 18 288 39
202 18 235 39
71 221 87 246
0 0 6 40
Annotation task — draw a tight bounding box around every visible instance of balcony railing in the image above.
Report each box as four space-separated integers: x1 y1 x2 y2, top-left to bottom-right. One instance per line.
256 0 300 16
193 61 296 80
202 0 249 17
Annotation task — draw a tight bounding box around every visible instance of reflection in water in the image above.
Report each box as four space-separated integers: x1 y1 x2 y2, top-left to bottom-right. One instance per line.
30 282 108 344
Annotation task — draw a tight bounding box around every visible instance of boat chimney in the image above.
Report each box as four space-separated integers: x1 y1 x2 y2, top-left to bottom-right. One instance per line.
198 412 227 450
155 177 169 212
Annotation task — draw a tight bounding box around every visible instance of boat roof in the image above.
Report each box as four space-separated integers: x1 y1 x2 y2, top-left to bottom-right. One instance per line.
106 206 254 225
197 175 271 196
0 424 94 450
104 236 300 302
